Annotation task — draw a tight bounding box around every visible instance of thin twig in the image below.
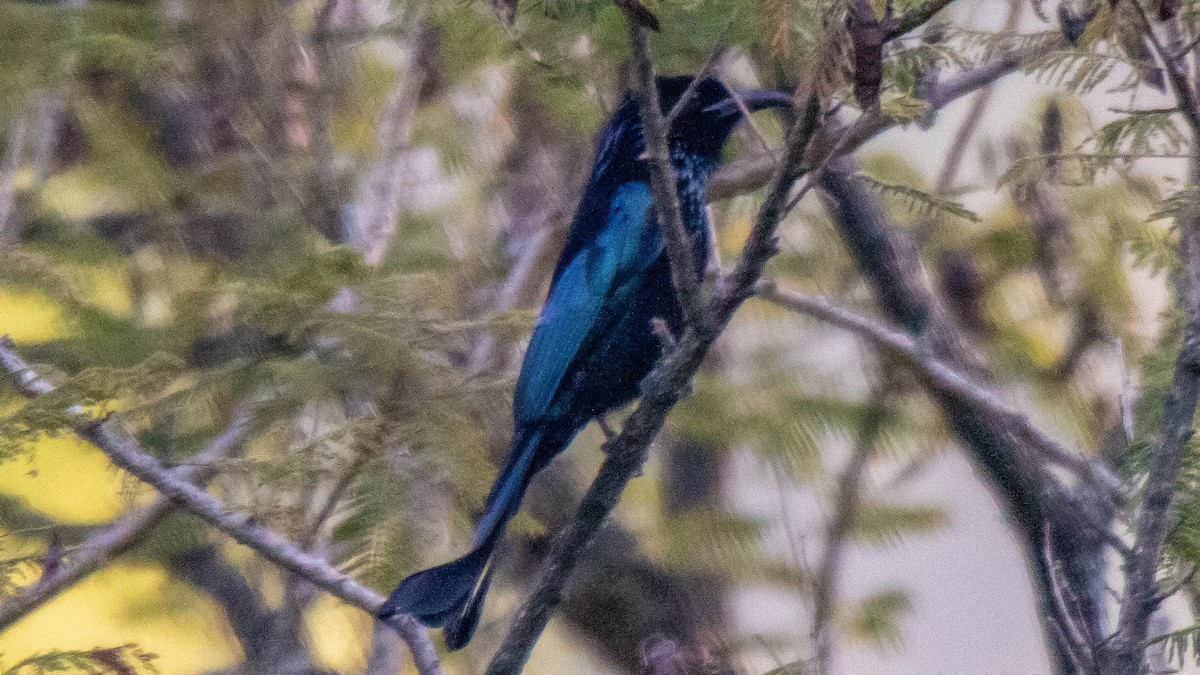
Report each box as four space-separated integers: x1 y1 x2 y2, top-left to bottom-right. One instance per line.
721 84 778 159
709 34 1057 202
754 282 1122 499
623 11 704 327
468 228 557 373
1170 33 1200 64
782 114 862 215
1126 0 1200 134
714 93 822 319
884 0 958 41
931 0 1022 196
1042 529 1095 671
0 404 252 630
301 453 367 550
0 337 442 675
811 392 888 675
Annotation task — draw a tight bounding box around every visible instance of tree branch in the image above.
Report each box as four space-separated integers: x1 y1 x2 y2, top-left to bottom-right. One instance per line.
755 282 1120 497
1100 165 1200 675
0 404 251 630
1124 0 1200 135
810 391 888 675
708 34 1058 202
814 168 1115 670
349 19 436 265
622 11 704 326
168 544 278 665
885 0 957 41
0 116 27 245
1095 5 1200 670
483 70 825 675
0 337 442 675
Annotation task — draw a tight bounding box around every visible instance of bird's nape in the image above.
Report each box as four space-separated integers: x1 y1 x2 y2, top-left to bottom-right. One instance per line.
653 76 793 159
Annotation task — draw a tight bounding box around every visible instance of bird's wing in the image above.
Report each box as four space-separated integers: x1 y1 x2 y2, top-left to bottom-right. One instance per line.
513 181 662 425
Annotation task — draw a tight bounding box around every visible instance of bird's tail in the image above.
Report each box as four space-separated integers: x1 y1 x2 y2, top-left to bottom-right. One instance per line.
378 427 547 649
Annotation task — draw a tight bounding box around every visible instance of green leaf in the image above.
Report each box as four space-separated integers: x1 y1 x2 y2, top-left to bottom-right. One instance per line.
856 174 980 222
848 588 912 646
879 91 930 124
851 502 948 546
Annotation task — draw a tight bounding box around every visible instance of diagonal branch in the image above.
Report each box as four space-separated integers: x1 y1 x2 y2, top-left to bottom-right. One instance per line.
622 11 704 327
755 282 1121 499
0 404 252 630
708 33 1060 202
814 167 1114 670
1096 5 1200 671
1100 142 1200 675
1105 295 1200 673
0 337 442 675
1123 0 1200 134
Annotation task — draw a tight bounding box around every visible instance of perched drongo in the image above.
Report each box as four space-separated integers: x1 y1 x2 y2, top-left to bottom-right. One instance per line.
379 75 793 649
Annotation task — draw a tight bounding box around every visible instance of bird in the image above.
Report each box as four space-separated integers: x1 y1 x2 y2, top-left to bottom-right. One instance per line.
378 75 793 649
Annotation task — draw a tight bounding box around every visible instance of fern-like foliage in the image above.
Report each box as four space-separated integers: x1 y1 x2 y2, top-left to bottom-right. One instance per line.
847 588 912 647
1090 109 1189 158
850 502 948 547
0 352 185 461
0 554 43 596
1149 185 1200 224
659 509 806 589
1144 622 1200 670
856 174 980 222
1024 48 1138 95
0 644 158 675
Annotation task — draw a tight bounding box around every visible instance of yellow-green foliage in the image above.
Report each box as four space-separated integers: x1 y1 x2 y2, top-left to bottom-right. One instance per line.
0 0 1194 671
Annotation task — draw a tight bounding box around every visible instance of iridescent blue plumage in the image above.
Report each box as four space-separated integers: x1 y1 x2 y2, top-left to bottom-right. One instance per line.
379 75 792 649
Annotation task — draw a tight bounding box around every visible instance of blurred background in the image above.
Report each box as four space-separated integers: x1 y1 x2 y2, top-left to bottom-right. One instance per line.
0 0 1191 673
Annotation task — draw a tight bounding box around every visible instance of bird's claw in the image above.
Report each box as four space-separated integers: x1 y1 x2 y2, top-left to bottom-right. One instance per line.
649 317 677 349
596 415 617 440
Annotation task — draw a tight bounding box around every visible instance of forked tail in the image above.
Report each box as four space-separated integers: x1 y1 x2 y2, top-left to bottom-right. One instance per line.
378 428 546 649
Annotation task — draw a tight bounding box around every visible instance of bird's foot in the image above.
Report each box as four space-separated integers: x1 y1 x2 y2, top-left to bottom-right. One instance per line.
597 415 623 458
649 317 677 349
596 414 617 441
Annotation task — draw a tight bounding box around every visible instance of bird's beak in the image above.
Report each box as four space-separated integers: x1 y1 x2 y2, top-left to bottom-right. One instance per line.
705 89 794 117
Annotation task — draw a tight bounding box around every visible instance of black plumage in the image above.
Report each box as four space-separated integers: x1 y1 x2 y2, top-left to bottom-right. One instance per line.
379 75 792 649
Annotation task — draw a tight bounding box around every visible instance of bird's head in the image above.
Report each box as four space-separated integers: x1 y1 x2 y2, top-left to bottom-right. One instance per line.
593 75 793 181
656 75 793 163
